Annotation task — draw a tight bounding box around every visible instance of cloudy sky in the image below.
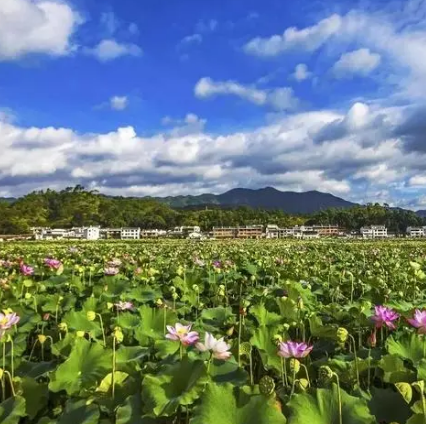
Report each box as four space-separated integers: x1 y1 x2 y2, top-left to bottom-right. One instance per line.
1 0 426 208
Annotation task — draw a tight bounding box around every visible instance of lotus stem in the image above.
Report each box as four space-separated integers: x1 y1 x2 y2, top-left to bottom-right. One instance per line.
367 348 371 391
348 334 360 387
333 372 343 424
28 339 39 362
281 357 288 388
97 314 106 347
249 350 254 386
163 307 167 335
1 342 5 401
10 339 14 379
237 311 242 367
290 366 296 397
112 336 116 400
4 371 15 397
301 363 311 388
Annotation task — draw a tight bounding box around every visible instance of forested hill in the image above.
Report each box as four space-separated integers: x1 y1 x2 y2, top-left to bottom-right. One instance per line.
0 186 424 234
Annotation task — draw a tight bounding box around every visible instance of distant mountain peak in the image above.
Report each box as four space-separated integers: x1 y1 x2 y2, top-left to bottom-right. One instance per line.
150 186 357 214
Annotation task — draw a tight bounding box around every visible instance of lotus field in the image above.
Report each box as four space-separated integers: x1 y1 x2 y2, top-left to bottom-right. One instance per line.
2 241 426 423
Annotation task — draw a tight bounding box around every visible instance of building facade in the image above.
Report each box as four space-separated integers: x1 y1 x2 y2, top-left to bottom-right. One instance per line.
83 226 100 240
360 225 388 239
121 228 141 239
407 227 426 237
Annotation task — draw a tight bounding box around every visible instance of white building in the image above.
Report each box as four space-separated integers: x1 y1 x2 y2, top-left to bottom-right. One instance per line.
121 228 140 239
140 229 167 238
407 227 426 238
83 226 100 240
360 225 388 239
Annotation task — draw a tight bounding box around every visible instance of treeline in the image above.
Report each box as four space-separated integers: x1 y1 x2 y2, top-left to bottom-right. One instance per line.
0 186 423 234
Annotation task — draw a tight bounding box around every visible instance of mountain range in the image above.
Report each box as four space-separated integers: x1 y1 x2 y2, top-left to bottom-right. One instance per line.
1 186 424 216
147 187 357 214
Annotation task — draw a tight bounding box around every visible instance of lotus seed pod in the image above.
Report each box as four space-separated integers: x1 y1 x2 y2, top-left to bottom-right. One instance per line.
239 342 252 356
296 378 309 391
290 321 297 327
319 365 334 382
76 330 85 338
259 375 275 396
58 322 68 332
395 382 413 404
170 286 176 293
192 284 199 292
25 292 32 300
219 284 225 290
106 302 114 310
86 311 96 322
199 302 205 309
39 284 46 292
336 327 349 343
283 323 290 331
156 299 163 306
172 292 179 300
412 380 425 394
289 358 300 373
38 334 47 344
273 334 283 345
114 327 124 343
218 289 225 297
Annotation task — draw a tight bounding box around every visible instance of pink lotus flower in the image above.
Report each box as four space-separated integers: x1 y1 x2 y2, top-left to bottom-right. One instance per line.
408 309 426 334
44 258 62 269
371 305 399 330
194 257 205 267
104 267 119 276
278 341 313 358
20 263 34 276
0 312 19 337
108 259 122 267
196 332 231 360
166 323 199 346
115 301 134 311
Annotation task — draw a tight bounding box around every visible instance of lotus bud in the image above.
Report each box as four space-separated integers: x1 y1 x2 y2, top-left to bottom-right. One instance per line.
250 275 256 282
289 358 300 374
156 299 163 307
76 330 85 338
226 326 234 336
114 327 124 343
336 327 349 344
86 311 96 322
2 308 13 315
38 334 47 344
367 330 377 348
296 378 309 392
283 323 290 331
192 284 199 292
58 322 68 332
25 292 32 300
319 365 334 382
297 297 304 310
259 375 275 396
106 302 113 310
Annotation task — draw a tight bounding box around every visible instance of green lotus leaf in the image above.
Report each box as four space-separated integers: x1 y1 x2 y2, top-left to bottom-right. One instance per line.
0 395 26 424
134 305 177 345
287 384 375 424
61 310 102 336
116 312 140 329
20 377 48 419
126 287 161 303
190 383 286 424
16 361 57 379
154 339 180 359
368 387 412 423
209 358 249 385
96 371 129 393
250 326 282 372
141 357 208 416
387 334 426 365
115 345 149 373
250 303 282 327
116 394 143 424
378 354 416 383
395 382 413 404
200 307 235 332
309 315 338 339
407 414 426 424
49 338 112 395
57 399 100 424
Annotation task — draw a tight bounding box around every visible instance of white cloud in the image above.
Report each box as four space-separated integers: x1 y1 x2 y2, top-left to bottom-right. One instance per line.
194 77 298 110
110 96 128 111
0 0 81 61
332 48 381 78
2 102 426 206
87 39 142 61
196 19 218 33
292 64 311 81
244 14 342 57
100 11 118 35
180 34 202 46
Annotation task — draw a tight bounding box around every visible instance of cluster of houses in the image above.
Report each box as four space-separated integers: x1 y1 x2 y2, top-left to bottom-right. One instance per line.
24 223 426 241
31 226 203 241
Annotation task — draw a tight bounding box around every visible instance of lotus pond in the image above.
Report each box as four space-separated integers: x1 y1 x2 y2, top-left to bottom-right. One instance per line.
1 240 426 423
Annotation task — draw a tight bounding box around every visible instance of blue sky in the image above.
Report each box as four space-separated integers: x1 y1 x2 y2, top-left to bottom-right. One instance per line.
1 0 426 208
